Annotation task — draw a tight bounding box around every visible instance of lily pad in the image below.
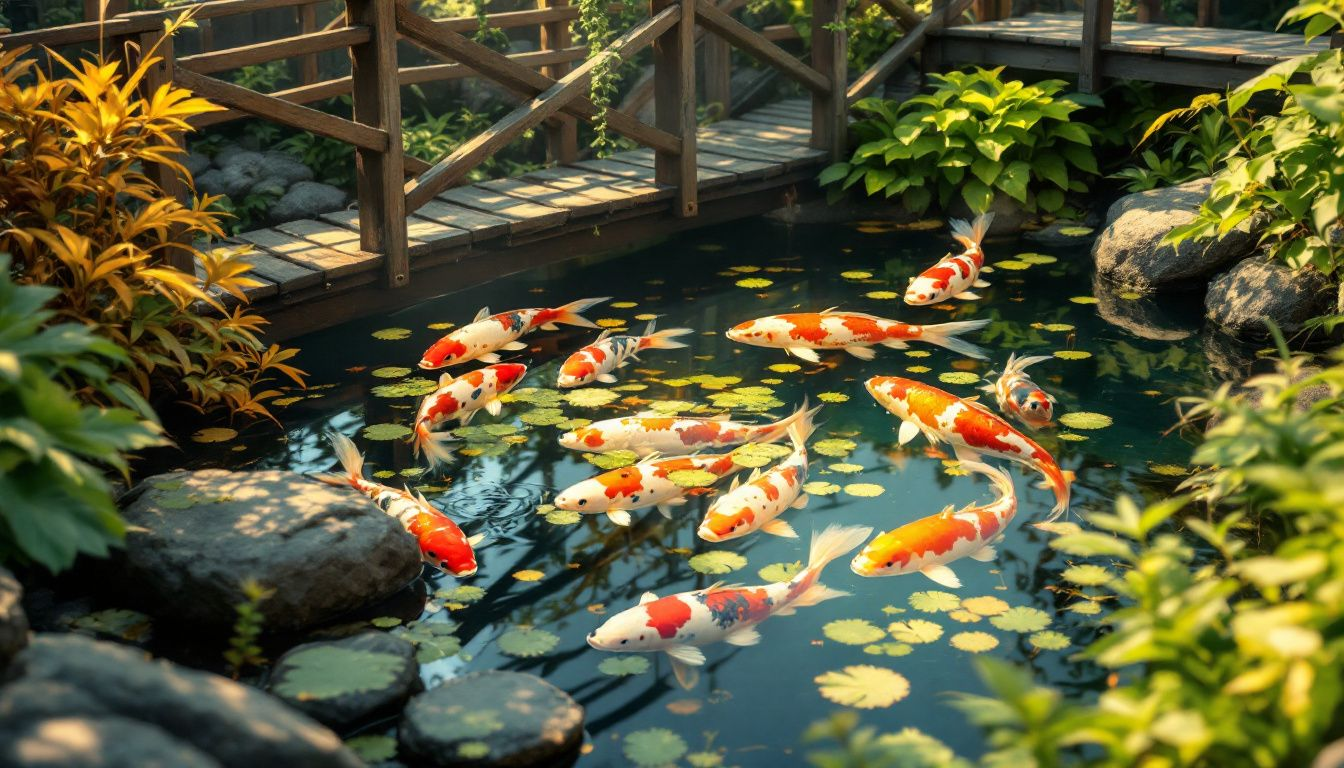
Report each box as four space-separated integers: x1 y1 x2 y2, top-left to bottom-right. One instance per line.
909 591 960 613
584 450 639 470
993 260 1031 270
862 642 913 657
815 665 910 709
362 423 412 441
1069 601 1102 615
371 327 412 340
990 606 1051 633
907 365 931 374
829 463 864 474
938 372 980 385
888 619 942 644
1017 253 1058 265
823 619 887 645
1053 350 1093 360
1068 296 1099 305
1149 463 1189 477
435 585 486 604
371 366 412 378
768 363 802 373
272 646 404 700
669 469 718 488
1029 630 1071 650
731 442 793 468
841 270 873 279
191 427 237 444
512 569 544 582
545 509 581 525
1040 323 1074 332
817 392 849 403
802 481 841 496
372 378 438 398
624 728 689 767
599 656 651 676
865 290 899 300
1056 226 1093 236
1062 564 1113 586
688 551 747 575
1058 411 1112 429
905 350 931 358
844 483 885 498
961 595 1009 616
736 278 774 289
564 388 619 408
812 438 857 457
949 631 999 653
596 318 627 328
520 407 567 426
947 609 982 624
496 626 560 658
344 735 398 763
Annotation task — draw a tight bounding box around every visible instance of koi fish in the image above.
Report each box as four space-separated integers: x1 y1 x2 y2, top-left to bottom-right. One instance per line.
587 524 871 688
905 213 995 305
865 376 1070 521
726 310 989 362
557 321 693 388
315 433 483 577
850 461 1016 587
557 401 820 457
413 363 527 467
981 353 1057 429
419 297 610 369
698 402 816 542
552 452 742 527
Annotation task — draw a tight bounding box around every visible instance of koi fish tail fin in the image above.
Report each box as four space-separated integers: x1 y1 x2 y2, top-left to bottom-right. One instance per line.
950 212 995 251
413 423 457 469
1004 353 1052 376
755 400 823 445
960 460 1015 501
552 297 612 329
640 321 694 350
920 319 991 360
315 432 365 486
786 397 819 449
805 524 874 575
1038 460 1072 523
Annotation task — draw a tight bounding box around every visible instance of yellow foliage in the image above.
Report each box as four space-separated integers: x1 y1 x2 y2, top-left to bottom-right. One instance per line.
0 21 303 422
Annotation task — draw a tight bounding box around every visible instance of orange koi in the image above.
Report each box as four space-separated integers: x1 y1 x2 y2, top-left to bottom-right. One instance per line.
552 452 742 526
981 353 1057 429
557 321 692 388
413 363 527 467
905 213 994 305
419 297 610 369
726 309 989 362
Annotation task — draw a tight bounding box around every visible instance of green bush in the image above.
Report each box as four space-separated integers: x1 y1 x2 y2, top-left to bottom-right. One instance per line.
1111 97 1247 192
820 67 1100 216
0 256 165 572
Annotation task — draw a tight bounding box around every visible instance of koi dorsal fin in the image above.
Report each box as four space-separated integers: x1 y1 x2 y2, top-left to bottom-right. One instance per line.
938 504 956 518
639 591 658 605
438 372 455 387
473 306 491 322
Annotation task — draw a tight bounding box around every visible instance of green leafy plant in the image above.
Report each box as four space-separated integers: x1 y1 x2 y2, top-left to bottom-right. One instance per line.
1112 97 1248 192
277 129 357 190
223 579 275 678
0 255 165 572
820 67 1100 216
577 0 623 154
230 61 290 93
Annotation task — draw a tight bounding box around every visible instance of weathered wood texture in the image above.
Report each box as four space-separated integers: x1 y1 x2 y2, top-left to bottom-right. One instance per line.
653 0 698 217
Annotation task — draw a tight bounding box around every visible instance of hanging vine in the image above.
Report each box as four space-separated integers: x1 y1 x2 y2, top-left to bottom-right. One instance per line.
472 0 509 51
578 0 621 154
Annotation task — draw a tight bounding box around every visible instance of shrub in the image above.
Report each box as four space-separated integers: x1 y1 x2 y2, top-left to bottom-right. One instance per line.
1111 97 1247 192
0 255 166 572
0 30 304 421
820 67 1101 216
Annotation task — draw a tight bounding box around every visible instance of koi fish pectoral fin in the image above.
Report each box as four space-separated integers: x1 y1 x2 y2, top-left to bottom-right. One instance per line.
953 291 982 301
724 627 762 647
879 339 909 349
500 341 527 351
968 545 997 563
953 445 985 465
973 278 991 288
539 322 559 331
761 519 798 538
666 644 706 666
786 346 821 363
791 493 810 510
484 398 504 417
467 533 487 547
844 346 877 361
473 306 491 322
596 373 619 384
897 420 922 446
607 509 633 526
477 352 502 364
920 564 962 589
668 655 701 690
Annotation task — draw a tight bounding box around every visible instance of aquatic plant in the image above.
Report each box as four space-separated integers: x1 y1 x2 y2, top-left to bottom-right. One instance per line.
0 31 305 422
0 256 165 572
821 67 1101 216
223 579 275 679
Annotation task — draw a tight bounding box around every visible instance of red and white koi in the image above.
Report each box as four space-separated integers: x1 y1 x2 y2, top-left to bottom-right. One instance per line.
557 401 819 457
698 404 816 542
904 213 995 305
587 524 871 688
865 376 1071 521
726 310 989 362
981 353 1057 429
557 321 693 388
552 453 742 527
850 461 1016 587
418 297 610 369
412 363 527 467
315 433 483 577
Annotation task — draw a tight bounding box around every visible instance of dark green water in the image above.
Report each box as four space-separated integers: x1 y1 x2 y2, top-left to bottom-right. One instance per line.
187 216 1214 765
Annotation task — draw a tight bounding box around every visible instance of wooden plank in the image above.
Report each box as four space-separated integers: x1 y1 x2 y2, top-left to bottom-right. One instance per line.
540 0 578 165
654 0 698 217
227 234 325 290
693 0 832 95
0 0 318 46
315 209 464 255
738 110 811 128
711 118 810 144
412 200 513 242
175 69 388 151
239 222 378 279
176 27 370 75
1080 0 1114 92
521 167 672 206
476 177 616 217
811 0 846 160
437 186 569 234
699 131 824 167
621 145 779 181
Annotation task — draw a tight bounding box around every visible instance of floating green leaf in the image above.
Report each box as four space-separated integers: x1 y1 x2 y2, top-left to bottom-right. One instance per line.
371 327 412 340
1059 411 1112 429
362 423 412 441
802 481 841 496
370 616 402 628
817 392 850 403
564 388 619 408
758 561 803 583
866 290 899 300
990 606 1052 633
584 450 639 470
731 442 793 468
371 366 412 378
509 387 564 406
909 591 961 613
863 642 914 657
1018 253 1058 264
191 427 236 444
948 609 982 623
273 646 404 700
844 483 885 497
647 399 695 414
1062 564 1113 586
888 619 943 644
1054 350 1093 360
1056 226 1093 236
599 656 651 676
496 626 560 658
824 619 887 645
545 508 581 525
1068 296 1099 305
1040 323 1074 332
344 735 398 762
961 595 1008 616
768 362 802 373
371 378 438 398
435 585 486 604
815 665 910 709
993 260 1031 270
688 551 747 575
1029 630 1071 650
624 728 689 767
519 407 566 426
939 372 981 385
1069 601 1102 615
736 278 774 289
950 631 999 652
829 462 864 474
812 438 857 457
841 270 873 279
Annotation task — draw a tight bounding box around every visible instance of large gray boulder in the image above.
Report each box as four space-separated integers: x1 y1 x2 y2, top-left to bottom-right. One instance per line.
399 671 584 768
1093 179 1257 290
0 566 27 673
1204 257 1335 339
267 631 420 732
0 715 221 768
260 151 315 187
111 470 422 632
3 634 361 767
268 181 347 223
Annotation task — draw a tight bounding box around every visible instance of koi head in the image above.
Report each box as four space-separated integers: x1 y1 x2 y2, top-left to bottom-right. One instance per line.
863 376 913 418
553 477 615 513
588 597 687 651
904 276 942 306
697 507 751 543
558 426 605 452
418 517 478 577
849 533 912 577
726 317 774 346
556 371 588 389
1017 390 1055 427
419 334 469 369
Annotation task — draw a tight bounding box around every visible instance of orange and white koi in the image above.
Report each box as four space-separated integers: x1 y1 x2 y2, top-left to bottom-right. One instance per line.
850 461 1016 587
315 433 484 577
557 401 819 457
553 452 742 526
412 363 527 467
557 321 693 388
981 353 1057 429
418 297 610 369
865 376 1071 521
587 524 871 688
904 213 995 305
726 310 989 362
698 403 816 542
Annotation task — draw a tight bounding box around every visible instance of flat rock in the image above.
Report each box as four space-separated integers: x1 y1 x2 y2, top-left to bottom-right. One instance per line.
268 632 420 732
0 566 27 673
1023 221 1095 248
260 151 315 187
399 671 584 768
0 715 222 768
1093 179 1256 290
6 634 360 767
1205 257 1334 339
112 469 421 632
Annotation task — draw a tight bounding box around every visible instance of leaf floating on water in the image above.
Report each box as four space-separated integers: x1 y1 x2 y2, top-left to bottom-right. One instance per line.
647 399 696 414
371 366 412 378
1058 432 1089 442
435 585 485 604
191 427 237 444
823 619 887 645
730 264 760 273
496 626 559 657
669 469 718 488
598 656 650 676
545 509 581 525
802 481 841 496
273 646 404 700
947 609 982 623
519 407 567 426
768 363 802 373
731 442 793 468
71 609 152 641
613 383 648 392
1068 296 1099 305
371 327 412 340
1037 322 1075 332
865 290 899 300
427 321 455 331
362 423 412 441
511 569 544 582
624 728 689 767
1017 253 1058 265
961 596 1009 616
1149 463 1189 477
844 483 885 497
1053 350 1093 360
611 301 639 309
950 631 999 653
905 350 931 358
909 591 961 613
1062 564 1113 586
510 387 564 406
686 751 725 767
817 392 849 403
688 551 747 575
907 365 932 374
584 450 639 470
863 642 914 657
736 278 774 289
938 372 980 385
1058 411 1112 430
812 438 858 457
1069 601 1102 616
758 561 803 583
1056 225 1094 236
841 270 873 279
344 735 398 763
564 388 620 408
635 313 659 321
828 462 864 474
888 619 942 644
993 260 1031 270
815 665 910 709
990 606 1051 633
372 378 439 398
1029 630 1072 650
596 318 627 329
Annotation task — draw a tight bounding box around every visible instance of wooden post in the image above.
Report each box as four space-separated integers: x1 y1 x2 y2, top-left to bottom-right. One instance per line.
703 18 731 119
128 29 195 275
811 0 846 161
348 0 409 288
298 2 319 85
653 0 697 217
540 0 578 165
922 0 948 80
1079 0 1113 93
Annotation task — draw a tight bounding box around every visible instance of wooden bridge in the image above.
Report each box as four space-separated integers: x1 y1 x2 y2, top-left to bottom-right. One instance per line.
1 0 1336 337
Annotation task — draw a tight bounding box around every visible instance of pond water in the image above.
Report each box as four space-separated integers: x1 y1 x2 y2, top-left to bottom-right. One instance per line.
183 215 1212 765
